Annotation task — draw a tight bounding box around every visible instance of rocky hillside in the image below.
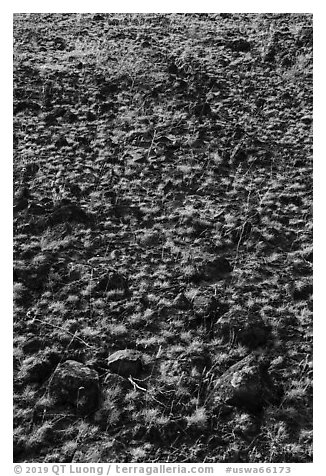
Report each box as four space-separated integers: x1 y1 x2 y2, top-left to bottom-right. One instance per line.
13 13 312 463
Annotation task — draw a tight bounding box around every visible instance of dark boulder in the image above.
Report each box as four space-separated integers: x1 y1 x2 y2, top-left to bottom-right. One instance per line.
93 14 105 21
49 200 90 226
54 136 69 148
14 100 41 114
94 270 129 299
21 162 39 182
18 351 60 383
14 187 30 213
196 257 233 282
44 107 67 125
216 313 272 349
22 337 43 354
210 353 280 414
167 62 179 75
53 36 66 51
173 293 190 310
191 294 228 334
49 360 100 415
107 349 143 378
13 258 51 292
103 372 131 389
192 294 222 319
189 352 211 374
296 26 312 47
228 38 251 52
292 282 313 301
193 102 212 117
238 321 271 349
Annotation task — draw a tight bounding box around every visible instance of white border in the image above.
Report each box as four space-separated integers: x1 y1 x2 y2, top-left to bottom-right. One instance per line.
3 2 323 473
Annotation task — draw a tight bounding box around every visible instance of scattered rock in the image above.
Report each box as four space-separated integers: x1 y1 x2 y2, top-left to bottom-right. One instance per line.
49 200 90 225
162 179 174 195
49 360 100 414
233 411 260 438
292 282 313 301
93 14 105 21
103 372 131 389
13 437 25 460
216 313 272 349
13 282 29 304
63 110 78 123
192 294 221 318
292 260 312 276
18 352 60 383
94 270 129 299
139 230 161 246
44 107 67 125
263 46 276 62
193 102 211 117
53 36 66 51
54 136 69 148
281 54 293 67
107 349 143 378
189 352 211 373
228 38 251 52
191 294 228 334
302 249 313 263
296 26 312 47
22 337 43 354
279 194 303 206
237 320 271 349
196 257 233 282
21 162 39 181
14 187 30 213
14 258 51 291
301 115 312 125
211 353 280 414
27 202 48 216
67 183 83 198
86 110 97 121
167 62 179 75
98 81 118 97
14 100 41 114
173 293 190 310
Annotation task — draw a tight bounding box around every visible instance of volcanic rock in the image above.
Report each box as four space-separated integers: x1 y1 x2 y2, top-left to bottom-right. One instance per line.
14 187 30 213
211 353 280 414
197 257 233 282
192 294 221 318
49 360 100 414
103 372 131 389
94 270 129 298
190 294 228 334
18 352 60 383
292 283 313 301
22 162 39 181
173 293 190 310
49 200 90 225
107 349 143 378
228 38 251 52
216 313 272 349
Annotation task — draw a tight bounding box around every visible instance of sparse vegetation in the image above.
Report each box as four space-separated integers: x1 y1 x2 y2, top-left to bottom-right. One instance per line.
13 13 312 463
